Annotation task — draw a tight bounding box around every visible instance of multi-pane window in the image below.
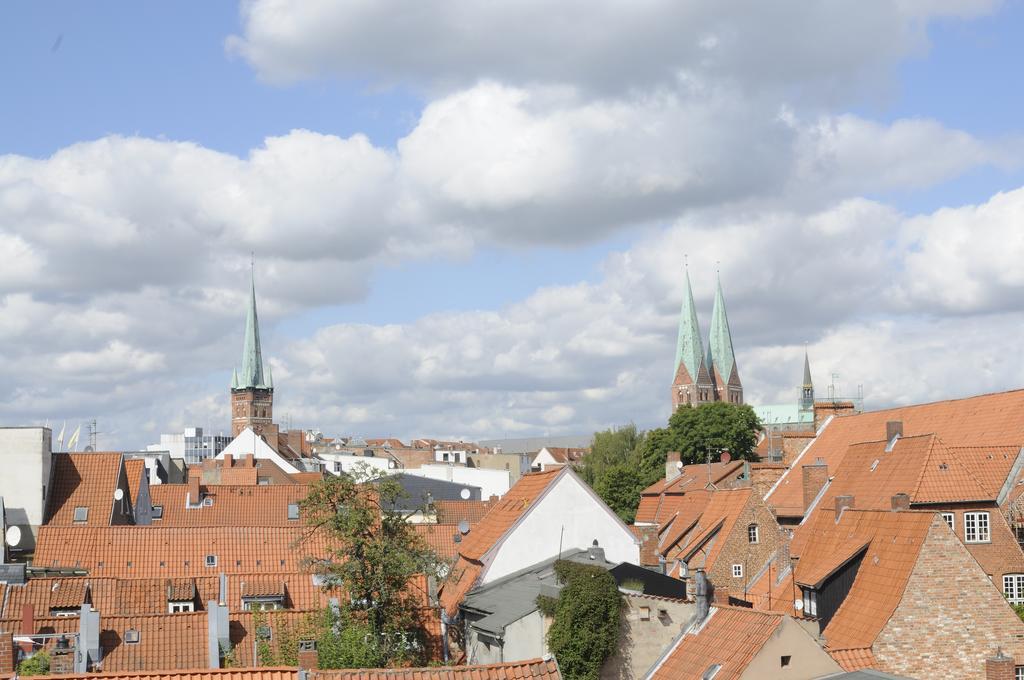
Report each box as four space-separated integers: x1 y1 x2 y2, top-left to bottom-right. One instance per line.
748 524 759 544
965 512 990 543
1005 574 1024 604
941 512 955 531
1015 666 1024 680
802 588 818 617
168 601 194 613
732 564 743 578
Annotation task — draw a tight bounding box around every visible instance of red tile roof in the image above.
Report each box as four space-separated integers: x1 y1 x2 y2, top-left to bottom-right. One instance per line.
413 524 463 562
41 669 297 680
433 500 493 525
767 389 1024 517
46 453 125 525
148 485 310 526
125 460 147 508
661 488 752 575
311 658 561 680
828 647 877 671
32 526 327 578
650 606 783 680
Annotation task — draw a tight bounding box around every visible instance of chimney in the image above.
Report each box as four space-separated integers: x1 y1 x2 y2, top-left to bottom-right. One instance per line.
0 632 15 675
244 453 255 467
587 540 605 563
891 493 910 512
297 640 319 670
835 495 855 515
207 602 230 668
886 421 903 442
801 460 828 511
694 568 710 623
188 473 201 506
19 604 34 656
223 453 233 468
666 452 682 482
50 635 75 675
985 648 1014 680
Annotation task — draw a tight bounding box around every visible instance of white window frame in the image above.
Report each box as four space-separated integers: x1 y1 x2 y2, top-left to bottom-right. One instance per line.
732 564 743 578
205 554 218 568
73 506 89 523
168 601 195 613
748 524 759 544
941 512 955 532
1005 574 1024 604
1015 666 1024 680
965 512 991 543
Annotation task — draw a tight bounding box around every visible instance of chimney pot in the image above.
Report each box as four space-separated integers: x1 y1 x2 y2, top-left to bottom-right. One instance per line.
891 493 911 512
886 421 903 442
985 648 1014 680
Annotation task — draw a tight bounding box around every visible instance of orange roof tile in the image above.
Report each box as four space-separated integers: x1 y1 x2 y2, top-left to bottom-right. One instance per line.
125 460 147 508
791 509 934 650
767 389 1024 517
46 453 125 525
33 526 327 577
662 489 752 574
311 658 561 680
828 647 877 671
434 499 493 524
148 485 311 526
650 606 783 680
640 462 743 497
413 524 463 562
42 669 297 680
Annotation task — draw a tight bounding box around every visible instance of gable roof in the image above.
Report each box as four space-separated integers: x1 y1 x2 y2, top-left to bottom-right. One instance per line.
46 453 125 525
39 669 297 680
766 389 1024 517
124 459 147 506
650 606 783 680
662 488 752 574
434 499 494 525
791 508 934 650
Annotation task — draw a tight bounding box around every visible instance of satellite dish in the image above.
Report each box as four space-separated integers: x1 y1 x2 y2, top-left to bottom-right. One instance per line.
458 520 471 535
675 461 683 470
459 488 471 500
794 599 803 611
84 445 94 452
5 526 21 547
113 488 124 501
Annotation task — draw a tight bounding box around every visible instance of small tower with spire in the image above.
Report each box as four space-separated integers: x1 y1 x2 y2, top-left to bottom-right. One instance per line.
705 273 743 405
800 348 814 411
230 266 276 439
672 266 716 410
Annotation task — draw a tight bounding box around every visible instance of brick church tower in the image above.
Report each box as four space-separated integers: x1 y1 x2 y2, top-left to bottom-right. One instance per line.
230 271 276 439
671 269 743 411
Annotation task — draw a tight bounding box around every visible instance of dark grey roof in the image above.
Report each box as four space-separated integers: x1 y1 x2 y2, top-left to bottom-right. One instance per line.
374 474 482 514
462 548 618 637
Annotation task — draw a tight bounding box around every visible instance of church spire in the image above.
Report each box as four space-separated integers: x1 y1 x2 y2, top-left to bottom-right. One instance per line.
801 347 814 410
234 265 271 390
706 272 742 403
674 267 705 383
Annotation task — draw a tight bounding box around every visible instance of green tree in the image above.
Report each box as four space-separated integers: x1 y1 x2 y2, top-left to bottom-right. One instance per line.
638 402 761 469
594 463 643 523
299 469 440 667
538 561 623 680
578 424 643 486
17 651 50 676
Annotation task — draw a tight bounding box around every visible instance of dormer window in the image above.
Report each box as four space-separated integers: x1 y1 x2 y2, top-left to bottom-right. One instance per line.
168 601 194 613
203 497 214 507
73 507 89 523
801 587 818 617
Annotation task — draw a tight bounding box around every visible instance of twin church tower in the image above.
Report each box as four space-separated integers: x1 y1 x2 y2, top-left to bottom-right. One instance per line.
671 270 744 410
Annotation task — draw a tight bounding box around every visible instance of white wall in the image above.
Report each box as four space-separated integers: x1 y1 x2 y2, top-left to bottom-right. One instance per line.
531 448 563 471
0 427 51 551
317 451 393 477
483 473 639 583
404 464 510 498
502 611 548 662
217 428 298 474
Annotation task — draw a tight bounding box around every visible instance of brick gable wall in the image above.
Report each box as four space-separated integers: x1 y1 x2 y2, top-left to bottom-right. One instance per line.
938 502 1024 592
874 515 1024 679
705 492 783 600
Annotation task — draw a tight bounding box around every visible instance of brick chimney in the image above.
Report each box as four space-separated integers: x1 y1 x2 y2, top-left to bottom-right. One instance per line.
886 421 903 442
223 453 233 468
802 460 828 511
19 604 34 656
297 640 319 670
891 493 910 512
0 631 16 675
666 452 682 482
985 648 1014 680
188 473 201 507
51 635 75 675
243 454 255 467
835 495 855 515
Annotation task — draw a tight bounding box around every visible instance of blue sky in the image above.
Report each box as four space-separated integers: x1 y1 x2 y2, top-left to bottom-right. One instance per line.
3 1 1024 447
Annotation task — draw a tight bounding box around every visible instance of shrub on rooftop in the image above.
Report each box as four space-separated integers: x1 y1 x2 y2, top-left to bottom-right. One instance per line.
17 651 50 676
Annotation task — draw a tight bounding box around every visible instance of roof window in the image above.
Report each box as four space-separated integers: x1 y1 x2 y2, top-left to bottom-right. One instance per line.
287 503 299 520
152 505 164 519
203 497 214 507
124 629 140 644
73 507 89 523
702 664 722 680
205 554 218 568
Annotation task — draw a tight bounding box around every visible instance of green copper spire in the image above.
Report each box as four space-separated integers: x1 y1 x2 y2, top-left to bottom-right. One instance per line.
234 268 271 390
674 268 705 381
706 273 737 383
